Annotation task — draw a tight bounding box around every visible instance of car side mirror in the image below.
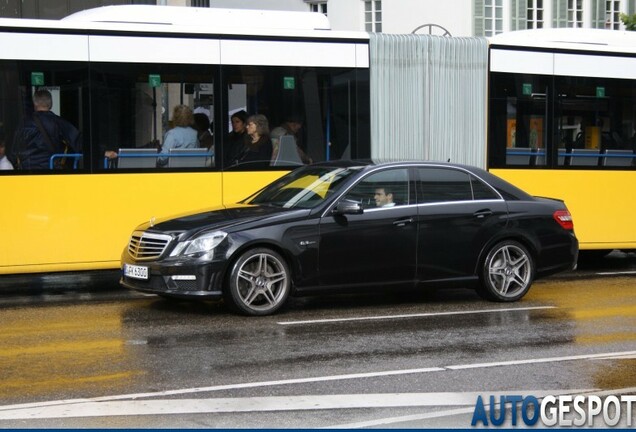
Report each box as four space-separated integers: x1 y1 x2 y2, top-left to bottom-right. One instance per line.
333 199 364 215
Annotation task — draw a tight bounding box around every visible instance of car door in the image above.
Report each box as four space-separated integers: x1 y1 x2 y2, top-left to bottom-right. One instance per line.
318 168 417 289
416 167 508 282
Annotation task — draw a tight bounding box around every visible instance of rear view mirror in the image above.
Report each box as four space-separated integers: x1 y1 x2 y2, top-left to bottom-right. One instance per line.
333 199 364 215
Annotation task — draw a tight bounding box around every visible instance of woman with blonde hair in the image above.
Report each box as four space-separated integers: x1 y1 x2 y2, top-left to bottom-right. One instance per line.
158 104 198 167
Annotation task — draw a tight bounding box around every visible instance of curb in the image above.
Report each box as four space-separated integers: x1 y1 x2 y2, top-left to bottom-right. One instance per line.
0 270 122 296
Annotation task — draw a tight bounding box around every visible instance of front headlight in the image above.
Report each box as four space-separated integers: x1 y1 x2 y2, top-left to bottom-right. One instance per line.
169 231 227 257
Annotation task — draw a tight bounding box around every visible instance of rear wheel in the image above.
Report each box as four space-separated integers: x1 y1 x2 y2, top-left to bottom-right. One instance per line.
225 247 290 316
478 240 534 302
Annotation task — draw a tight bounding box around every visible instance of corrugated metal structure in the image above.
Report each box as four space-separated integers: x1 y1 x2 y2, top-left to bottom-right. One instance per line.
369 33 488 167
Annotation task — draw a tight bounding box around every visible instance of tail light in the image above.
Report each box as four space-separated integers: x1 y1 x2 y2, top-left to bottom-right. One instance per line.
553 210 574 230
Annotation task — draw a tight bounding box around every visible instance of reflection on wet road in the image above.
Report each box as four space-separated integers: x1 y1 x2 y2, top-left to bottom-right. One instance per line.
527 277 636 391
0 303 142 400
0 271 634 428
529 278 636 345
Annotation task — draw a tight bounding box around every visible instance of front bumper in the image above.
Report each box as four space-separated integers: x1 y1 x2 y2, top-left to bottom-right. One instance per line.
120 255 226 299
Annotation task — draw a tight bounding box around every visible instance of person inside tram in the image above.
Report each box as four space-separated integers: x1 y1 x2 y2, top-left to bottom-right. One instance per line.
224 110 248 167
10 89 81 170
374 186 396 207
0 130 14 170
157 104 198 167
194 112 214 151
270 115 312 164
232 114 272 166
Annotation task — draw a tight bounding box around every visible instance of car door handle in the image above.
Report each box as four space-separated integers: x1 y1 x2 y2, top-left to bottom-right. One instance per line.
473 209 494 219
393 217 414 227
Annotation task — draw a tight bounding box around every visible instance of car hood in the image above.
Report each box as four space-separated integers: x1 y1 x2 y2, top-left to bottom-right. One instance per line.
136 203 309 237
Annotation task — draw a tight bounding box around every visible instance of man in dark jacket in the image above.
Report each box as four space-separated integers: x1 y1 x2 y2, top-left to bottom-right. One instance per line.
10 89 81 170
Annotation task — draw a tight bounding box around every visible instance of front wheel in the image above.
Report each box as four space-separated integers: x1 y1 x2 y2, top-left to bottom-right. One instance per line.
478 240 534 302
225 247 291 316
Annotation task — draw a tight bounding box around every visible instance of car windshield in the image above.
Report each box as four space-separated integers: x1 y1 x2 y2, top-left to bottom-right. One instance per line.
246 165 364 209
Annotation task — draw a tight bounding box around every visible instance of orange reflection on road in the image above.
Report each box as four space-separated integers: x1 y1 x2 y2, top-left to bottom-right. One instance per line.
528 277 636 345
528 277 636 389
0 302 143 399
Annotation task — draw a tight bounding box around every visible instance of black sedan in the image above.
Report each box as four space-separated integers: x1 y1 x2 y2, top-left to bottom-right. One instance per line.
120 161 578 315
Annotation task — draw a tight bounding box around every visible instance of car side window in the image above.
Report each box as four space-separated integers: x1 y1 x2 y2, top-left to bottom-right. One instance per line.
417 167 473 203
343 168 410 209
471 175 500 200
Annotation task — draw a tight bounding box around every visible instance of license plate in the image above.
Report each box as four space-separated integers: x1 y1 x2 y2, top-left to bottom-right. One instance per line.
124 264 148 280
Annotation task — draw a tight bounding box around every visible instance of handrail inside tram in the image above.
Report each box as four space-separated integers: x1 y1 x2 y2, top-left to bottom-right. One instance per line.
49 153 83 170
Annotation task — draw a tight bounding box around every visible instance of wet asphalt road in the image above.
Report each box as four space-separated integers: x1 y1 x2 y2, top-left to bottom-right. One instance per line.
0 251 634 428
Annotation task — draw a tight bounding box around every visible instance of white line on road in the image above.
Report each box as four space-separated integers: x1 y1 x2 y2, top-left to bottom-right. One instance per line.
591 353 636 360
277 305 556 325
328 387 636 428
596 271 636 276
445 350 636 370
0 367 445 412
1 349 634 417
325 406 479 429
0 390 595 420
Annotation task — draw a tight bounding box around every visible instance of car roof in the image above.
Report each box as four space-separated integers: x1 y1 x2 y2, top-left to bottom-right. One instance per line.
312 159 533 201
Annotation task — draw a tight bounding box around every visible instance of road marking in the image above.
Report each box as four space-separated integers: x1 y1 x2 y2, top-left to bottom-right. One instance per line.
445 350 636 370
596 271 636 276
0 390 595 420
591 353 636 360
328 387 636 429
326 406 479 428
0 367 444 411
277 305 556 325
1 349 634 416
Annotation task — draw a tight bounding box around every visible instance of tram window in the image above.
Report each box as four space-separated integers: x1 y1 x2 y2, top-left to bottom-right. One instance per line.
488 73 550 169
220 65 366 170
490 71 636 170
0 60 88 173
555 76 636 168
91 63 217 171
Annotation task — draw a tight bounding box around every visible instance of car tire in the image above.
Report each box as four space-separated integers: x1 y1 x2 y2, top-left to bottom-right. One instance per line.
478 240 534 302
225 247 291 316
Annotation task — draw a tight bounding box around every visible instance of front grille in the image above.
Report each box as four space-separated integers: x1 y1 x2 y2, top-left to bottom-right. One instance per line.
172 280 199 291
128 231 172 261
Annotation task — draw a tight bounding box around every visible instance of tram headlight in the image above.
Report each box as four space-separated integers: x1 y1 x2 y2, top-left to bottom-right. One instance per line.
170 231 227 257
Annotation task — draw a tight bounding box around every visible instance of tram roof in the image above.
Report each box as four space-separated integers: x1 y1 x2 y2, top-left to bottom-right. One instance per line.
0 5 368 41
489 28 636 55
